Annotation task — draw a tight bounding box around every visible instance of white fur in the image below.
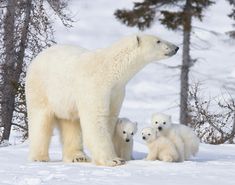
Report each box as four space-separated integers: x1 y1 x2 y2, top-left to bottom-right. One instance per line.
113 118 137 161
151 113 200 160
142 127 179 162
25 34 178 166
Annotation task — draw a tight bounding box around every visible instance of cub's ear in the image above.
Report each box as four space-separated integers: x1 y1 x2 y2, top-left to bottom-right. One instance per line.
136 36 141 47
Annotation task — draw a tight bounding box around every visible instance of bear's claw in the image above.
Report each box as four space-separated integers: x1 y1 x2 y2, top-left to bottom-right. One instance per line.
113 158 125 165
107 158 125 166
33 159 49 162
30 155 49 162
72 156 90 163
94 157 125 166
63 152 90 163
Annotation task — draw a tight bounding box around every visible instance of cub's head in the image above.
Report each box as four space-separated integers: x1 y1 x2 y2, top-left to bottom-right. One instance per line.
141 127 156 143
135 34 179 62
151 113 172 133
116 118 138 142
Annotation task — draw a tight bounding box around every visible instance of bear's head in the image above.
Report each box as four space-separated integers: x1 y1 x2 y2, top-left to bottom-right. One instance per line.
135 34 179 62
112 34 178 62
116 118 138 142
151 113 172 133
141 127 157 143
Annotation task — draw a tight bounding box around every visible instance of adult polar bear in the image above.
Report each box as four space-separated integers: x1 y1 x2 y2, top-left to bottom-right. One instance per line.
25 34 178 166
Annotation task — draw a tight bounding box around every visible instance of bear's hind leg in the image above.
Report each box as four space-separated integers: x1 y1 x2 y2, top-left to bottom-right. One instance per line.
28 109 54 162
58 119 90 163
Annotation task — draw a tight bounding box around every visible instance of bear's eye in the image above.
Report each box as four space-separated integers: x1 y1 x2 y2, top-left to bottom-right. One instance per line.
148 134 151 136
163 122 166 125
131 132 134 135
155 121 158 124
123 131 126 134
157 40 161 44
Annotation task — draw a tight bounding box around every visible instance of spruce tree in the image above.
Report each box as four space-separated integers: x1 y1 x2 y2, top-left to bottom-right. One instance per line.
115 0 214 125
227 0 235 38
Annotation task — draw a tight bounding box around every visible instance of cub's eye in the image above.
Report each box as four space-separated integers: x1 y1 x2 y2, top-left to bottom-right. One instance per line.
163 122 166 125
155 121 158 124
131 132 134 135
123 131 126 134
148 134 151 136
157 40 161 44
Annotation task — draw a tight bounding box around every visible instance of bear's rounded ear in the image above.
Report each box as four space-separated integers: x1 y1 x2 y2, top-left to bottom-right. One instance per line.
136 36 141 47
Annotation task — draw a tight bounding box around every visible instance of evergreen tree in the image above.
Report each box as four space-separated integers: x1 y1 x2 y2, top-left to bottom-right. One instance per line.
115 0 214 125
227 0 235 38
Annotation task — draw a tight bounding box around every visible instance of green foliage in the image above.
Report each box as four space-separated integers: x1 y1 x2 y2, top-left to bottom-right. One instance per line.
227 0 235 19
160 11 184 30
115 3 156 30
114 0 215 31
115 0 178 30
226 0 235 39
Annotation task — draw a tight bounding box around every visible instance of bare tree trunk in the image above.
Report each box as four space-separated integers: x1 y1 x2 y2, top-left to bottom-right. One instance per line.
1 0 16 141
15 0 32 79
1 0 32 141
180 0 192 125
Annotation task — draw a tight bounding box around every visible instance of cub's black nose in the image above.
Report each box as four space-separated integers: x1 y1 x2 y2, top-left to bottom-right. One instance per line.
142 136 146 140
158 126 162 131
126 139 130 142
175 47 179 52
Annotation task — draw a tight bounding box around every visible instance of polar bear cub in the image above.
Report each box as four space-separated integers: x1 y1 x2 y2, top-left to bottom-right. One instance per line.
151 113 199 160
142 127 179 162
113 118 138 161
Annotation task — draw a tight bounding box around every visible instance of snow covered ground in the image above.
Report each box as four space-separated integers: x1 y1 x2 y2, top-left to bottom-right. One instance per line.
1 0 235 184
1 137 235 185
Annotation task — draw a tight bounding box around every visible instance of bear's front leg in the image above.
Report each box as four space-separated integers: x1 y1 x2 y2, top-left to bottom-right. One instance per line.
58 119 90 163
145 147 158 161
79 94 125 166
146 151 157 161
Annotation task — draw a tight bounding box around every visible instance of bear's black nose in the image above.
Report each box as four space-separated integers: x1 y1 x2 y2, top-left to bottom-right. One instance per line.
175 47 179 52
126 139 130 142
142 136 146 140
158 126 162 131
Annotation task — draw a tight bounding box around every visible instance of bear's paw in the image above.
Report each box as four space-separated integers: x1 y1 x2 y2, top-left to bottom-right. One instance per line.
100 158 125 167
161 155 174 162
63 152 90 163
30 155 49 162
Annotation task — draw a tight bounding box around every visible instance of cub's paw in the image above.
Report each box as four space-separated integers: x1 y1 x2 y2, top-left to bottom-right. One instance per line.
63 152 90 163
161 155 174 162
